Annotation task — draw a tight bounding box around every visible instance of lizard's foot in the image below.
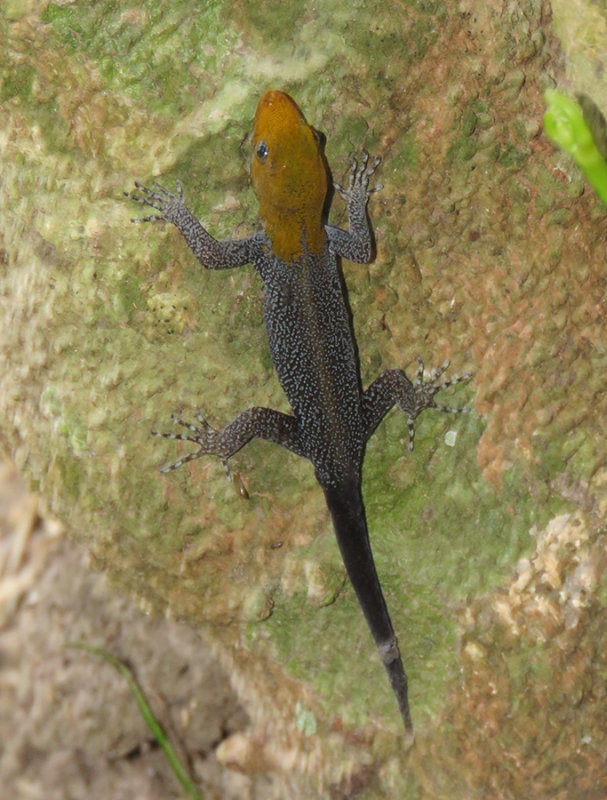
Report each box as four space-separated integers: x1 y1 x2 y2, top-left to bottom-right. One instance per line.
406 358 472 451
152 411 223 473
334 149 383 203
124 180 185 224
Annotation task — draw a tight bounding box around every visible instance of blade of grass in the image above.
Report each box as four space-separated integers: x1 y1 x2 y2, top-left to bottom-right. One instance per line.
68 641 203 800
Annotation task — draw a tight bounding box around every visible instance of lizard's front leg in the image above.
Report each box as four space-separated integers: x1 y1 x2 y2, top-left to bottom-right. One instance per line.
152 407 303 473
362 359 471 450
326 149 382 264
125 180 256 270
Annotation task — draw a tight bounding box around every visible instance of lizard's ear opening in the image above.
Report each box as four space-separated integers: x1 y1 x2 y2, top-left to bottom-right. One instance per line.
312 127 326 149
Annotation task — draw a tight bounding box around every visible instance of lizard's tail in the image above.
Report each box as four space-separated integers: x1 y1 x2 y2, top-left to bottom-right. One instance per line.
323 478 414 743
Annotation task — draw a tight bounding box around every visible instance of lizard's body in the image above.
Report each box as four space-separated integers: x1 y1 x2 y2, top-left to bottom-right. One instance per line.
128 91 468 741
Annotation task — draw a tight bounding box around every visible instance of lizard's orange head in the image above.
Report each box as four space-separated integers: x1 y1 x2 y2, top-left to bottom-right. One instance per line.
251 91 328 261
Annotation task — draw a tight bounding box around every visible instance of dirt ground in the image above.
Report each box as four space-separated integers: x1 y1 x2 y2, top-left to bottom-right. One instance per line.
0 460 280 800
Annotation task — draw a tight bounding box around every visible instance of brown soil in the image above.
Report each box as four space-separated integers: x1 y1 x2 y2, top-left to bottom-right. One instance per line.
0 460 280 800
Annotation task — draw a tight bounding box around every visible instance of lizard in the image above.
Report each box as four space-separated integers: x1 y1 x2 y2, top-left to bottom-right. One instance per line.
126 90 470 743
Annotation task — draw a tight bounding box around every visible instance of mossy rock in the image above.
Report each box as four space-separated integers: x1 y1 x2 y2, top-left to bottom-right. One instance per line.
2 1 607 797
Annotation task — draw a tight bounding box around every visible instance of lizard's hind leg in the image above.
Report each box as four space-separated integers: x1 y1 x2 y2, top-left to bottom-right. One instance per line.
152 407 303 473
362 358 472 451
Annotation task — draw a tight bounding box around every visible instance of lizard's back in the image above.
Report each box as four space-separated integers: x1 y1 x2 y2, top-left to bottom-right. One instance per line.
255 241 364 485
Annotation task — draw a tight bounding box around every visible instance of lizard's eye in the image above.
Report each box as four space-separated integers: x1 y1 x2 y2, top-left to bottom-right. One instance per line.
255 141 268 162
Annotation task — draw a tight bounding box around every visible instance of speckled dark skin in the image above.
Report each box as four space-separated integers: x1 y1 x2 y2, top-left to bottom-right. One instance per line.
127 91 469 741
